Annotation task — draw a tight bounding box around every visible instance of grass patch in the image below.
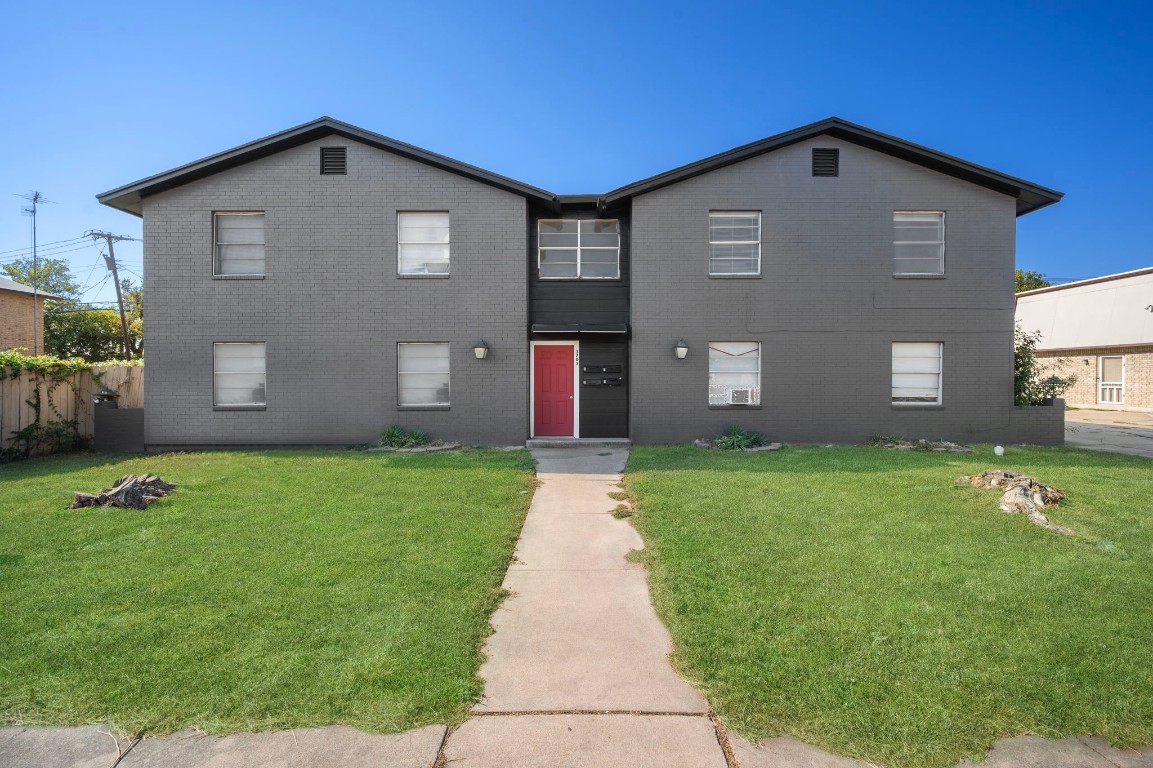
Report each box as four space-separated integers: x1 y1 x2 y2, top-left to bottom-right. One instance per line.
0 449 534 736
624 445 1153 768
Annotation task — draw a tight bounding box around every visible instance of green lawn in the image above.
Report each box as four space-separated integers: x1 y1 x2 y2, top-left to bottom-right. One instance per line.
0 449 534 736
624 445 1153 768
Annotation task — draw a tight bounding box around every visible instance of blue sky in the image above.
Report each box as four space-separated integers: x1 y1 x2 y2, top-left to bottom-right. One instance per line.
1 0 1150 305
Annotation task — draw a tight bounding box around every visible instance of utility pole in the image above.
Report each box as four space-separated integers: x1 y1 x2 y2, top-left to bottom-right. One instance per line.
86 231 137 359
19 191 45 354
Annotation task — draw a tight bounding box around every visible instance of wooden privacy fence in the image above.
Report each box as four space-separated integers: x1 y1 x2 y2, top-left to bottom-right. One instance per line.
0 365 143 454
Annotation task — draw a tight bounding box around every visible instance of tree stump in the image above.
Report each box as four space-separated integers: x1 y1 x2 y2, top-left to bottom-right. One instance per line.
956 470 1070 534
70 474 176 510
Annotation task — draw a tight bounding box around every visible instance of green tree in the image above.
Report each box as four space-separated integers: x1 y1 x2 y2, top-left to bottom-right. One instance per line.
1015 269 1051 293
44 309 127 361
1 257 81 302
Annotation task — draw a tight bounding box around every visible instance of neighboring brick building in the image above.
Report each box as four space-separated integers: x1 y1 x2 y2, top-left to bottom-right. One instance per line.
0 276 62 354
1016 268 1153 409
97 116 1065 448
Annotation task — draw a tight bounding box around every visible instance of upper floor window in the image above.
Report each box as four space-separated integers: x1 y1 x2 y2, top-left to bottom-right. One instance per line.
214 212 265 276
398 212 450 275
892 342 942 404
214 342 266 406
709 212 761 275
708 342 761 406
538 219 620 279
893 212 944 275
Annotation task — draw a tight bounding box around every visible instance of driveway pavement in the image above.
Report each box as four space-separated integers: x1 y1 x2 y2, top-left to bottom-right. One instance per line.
1065 409 1153 458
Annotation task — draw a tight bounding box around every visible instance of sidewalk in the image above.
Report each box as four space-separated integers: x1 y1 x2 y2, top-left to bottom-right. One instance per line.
445 444 726 767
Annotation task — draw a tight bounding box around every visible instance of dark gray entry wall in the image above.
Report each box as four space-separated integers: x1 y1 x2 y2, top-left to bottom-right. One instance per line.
528 199 631 438
629 136 1028 445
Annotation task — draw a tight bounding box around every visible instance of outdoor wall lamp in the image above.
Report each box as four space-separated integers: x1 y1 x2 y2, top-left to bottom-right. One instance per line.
674 339 690 359
473 340 491 360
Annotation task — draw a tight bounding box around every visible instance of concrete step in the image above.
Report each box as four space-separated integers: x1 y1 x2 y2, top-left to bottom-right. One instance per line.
526 438 632 449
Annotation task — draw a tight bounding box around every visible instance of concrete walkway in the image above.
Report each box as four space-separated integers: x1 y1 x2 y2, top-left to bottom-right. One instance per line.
448 444 726 766
1066 409 1153 458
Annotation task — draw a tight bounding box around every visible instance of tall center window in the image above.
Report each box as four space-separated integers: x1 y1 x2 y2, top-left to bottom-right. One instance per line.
538 219 620 279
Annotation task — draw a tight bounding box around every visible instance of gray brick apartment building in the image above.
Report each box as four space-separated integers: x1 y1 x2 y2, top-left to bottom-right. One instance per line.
97 117 1064 448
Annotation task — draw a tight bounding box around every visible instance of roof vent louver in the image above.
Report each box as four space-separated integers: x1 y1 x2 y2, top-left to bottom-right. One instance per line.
320 147 347 175
812 148 839 177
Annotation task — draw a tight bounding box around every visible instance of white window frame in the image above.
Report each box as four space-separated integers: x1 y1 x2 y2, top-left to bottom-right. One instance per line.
397 212 451 276
893 211 945 276
892 342 943 405
213 342 266 407
213 212 265 276
537 219 620 280
708 211 761 276
397 342 451 407
708 342 761 406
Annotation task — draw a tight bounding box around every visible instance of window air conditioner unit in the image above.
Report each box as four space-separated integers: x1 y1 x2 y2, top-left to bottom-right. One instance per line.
728 387 753 405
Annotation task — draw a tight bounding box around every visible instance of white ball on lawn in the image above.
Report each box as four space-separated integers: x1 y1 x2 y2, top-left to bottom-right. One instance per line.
994 445 1005 456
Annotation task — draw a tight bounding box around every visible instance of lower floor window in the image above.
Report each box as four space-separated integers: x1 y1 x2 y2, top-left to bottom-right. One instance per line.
892 342 942 403
709 342 761 405
398 342 450 406
214 342 266 406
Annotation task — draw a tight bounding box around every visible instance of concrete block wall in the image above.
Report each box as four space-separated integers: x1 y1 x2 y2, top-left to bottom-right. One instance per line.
629 136 1029 444
142 137 529 448
0 292 46 353
1038 347 1153 409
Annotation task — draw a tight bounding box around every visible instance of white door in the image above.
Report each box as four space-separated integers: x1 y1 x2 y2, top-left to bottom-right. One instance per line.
1098 355 1124 404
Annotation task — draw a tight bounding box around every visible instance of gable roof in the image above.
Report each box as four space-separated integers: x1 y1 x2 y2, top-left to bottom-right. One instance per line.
0 276 64 300
97 116 1062 218
97 117 559 216
600 117 1063 216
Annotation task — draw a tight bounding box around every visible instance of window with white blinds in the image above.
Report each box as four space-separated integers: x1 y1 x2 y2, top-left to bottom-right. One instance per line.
214 212 265 275
398 212 450 275
893 212 944 275
708 342 761 405
892 342 942 404
213 343 266 406
709 212 761 275
398 343 450 406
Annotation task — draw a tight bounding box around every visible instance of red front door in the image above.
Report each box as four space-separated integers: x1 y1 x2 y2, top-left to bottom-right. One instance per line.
534 345 575 436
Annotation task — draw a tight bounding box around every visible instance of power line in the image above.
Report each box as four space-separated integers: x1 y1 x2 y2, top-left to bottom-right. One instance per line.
0 235 87 257
0 243 99 264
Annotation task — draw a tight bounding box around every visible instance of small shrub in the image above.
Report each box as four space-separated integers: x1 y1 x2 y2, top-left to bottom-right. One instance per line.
378 426 431 449
1015 324 1076 406
712 423 766 450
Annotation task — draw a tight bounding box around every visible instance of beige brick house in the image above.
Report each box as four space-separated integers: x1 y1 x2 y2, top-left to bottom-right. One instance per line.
1016 268 1153 409
0 276 62 354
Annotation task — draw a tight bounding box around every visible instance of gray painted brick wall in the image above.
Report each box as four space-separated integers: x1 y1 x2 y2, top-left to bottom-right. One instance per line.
629 136 1046 444
142 137 528 448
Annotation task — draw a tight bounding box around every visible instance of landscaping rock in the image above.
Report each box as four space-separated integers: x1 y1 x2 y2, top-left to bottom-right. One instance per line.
365 441 462 453
957 469 1071 534
693 439 782 451
868 436 972 452
70 474 175 510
